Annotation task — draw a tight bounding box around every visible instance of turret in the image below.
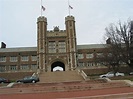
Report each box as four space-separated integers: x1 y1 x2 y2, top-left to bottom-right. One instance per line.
37 16 47 72
65 16 77 70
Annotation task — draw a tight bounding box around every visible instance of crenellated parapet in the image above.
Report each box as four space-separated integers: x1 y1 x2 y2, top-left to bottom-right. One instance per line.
47 31 67 37
47 26 66 37
37 15 77 72
37 16 47 22
65 16 75 21
47 30 66 33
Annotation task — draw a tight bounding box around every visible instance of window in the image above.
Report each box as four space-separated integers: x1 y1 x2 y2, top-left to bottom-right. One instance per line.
21 65 29 70
78 62 84 67
0 56 6 62
10 65 17 71
58 41 66 53
96 53 104 58
0 66 6 72
87 62 94 66
48 41 56 53
21 56 29 61
86 53 94 59
119 61 126 65
10 56 18 62
31 64 38 70
96 62 101 66
70 21 72 26
108 53 112 57
31 55 37 61
78 54 84 59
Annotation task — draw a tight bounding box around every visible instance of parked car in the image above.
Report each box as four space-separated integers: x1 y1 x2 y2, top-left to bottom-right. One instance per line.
100 71 125 78
0 78 11 83
17 76 39 83
129 72 133 75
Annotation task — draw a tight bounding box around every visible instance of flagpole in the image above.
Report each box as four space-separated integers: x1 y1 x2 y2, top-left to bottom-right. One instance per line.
41 0 42 16
68 0 70 16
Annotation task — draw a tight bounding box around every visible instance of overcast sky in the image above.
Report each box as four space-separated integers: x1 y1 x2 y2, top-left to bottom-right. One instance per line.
0 0 133 48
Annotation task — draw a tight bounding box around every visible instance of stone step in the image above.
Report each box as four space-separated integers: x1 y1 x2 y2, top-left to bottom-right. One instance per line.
39 70 84 83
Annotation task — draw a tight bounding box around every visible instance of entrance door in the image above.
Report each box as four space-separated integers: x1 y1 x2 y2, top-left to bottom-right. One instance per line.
51 61 65 72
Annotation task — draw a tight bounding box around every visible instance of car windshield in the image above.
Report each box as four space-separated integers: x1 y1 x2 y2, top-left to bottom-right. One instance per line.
0 78 5 80
107 72 114 74
23 76 32 80
23 76 37 80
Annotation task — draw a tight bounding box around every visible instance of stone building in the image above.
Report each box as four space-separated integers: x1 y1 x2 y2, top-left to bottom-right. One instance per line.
37 16 77 72
0 15 128 73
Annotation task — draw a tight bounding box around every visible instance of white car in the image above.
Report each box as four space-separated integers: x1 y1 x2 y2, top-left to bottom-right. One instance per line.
100 71 124 78
129 72 133 75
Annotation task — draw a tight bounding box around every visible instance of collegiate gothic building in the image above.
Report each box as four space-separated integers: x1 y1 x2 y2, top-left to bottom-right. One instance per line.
37 16 77 72
0 16 133 72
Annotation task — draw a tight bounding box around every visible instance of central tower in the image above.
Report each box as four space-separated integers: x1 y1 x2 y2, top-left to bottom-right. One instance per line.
37 16 77 72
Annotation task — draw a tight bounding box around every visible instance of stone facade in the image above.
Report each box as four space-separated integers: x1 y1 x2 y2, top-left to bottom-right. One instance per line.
37 16 77 72
0 47 37 72
0 16 132 73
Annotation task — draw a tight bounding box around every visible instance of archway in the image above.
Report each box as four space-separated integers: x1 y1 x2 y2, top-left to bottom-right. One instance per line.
51 61 65 72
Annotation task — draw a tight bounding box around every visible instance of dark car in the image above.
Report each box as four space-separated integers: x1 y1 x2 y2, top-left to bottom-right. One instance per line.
17 76 39 83
0 78 10 83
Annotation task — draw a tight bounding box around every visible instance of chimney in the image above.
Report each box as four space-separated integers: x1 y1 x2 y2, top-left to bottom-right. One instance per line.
106 38 111 44
1 42 6 48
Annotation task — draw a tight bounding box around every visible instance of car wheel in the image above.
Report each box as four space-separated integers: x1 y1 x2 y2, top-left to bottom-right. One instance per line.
17 81 21 83
1 82 4 84
32 80 36 83
102 76 106 78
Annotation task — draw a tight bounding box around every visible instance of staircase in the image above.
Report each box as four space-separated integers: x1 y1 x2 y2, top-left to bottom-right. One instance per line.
39 70 84 83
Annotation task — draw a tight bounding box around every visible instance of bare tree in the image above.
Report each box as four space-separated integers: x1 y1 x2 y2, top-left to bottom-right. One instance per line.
104 20 133 71
96 44 121 76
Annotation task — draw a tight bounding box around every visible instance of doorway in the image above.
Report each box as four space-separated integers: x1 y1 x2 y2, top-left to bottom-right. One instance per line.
51 61 65 72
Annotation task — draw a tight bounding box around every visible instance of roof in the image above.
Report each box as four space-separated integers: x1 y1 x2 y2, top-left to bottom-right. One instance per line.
0 47 37 53
0 44 109 53
77 44 108 49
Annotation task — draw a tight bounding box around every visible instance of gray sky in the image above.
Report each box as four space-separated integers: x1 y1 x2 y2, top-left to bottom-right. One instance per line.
0 0 133 48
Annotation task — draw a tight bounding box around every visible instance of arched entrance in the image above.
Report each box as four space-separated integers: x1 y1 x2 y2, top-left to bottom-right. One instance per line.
51 61 65 72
